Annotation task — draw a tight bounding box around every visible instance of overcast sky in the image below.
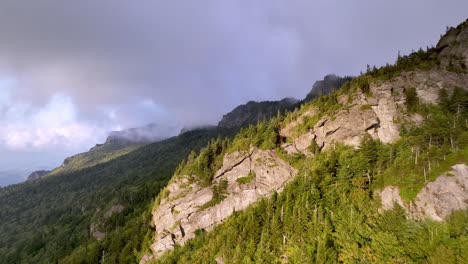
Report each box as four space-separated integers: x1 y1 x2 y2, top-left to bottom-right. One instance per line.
0 0 467 185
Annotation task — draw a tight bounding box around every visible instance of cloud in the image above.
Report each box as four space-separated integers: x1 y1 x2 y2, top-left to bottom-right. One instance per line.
0 89 106 150
0 0 467 175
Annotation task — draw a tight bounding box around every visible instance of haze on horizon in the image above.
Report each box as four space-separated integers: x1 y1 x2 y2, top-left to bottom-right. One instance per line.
0 0 467 186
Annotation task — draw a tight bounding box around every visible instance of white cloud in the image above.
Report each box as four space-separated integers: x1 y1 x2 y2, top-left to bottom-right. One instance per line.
0 85 108 151
0 80 181 153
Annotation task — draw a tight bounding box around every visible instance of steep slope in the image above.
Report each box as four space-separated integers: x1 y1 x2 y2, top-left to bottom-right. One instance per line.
156 144 467 263
0 128 233 264
145 19 468 263
47 141 144 177
47 123 170 177
150 148 297 257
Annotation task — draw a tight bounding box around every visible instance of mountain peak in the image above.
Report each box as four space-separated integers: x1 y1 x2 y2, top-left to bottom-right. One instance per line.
26 170 51 181
218 98 298 129
304 74 353 102
105 123 165 145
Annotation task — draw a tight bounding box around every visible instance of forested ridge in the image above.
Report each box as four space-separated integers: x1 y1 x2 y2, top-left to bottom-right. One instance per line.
156 89 468 263
149 20 468 263
0 128 236 263
0 19 467 264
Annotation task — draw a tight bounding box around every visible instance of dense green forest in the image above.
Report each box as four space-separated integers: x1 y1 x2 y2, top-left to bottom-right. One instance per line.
0 128 236 263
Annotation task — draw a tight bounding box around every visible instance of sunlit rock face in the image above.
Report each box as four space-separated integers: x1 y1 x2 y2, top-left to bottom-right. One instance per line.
149 148 297 258
280 67 468 155
379 164 468 222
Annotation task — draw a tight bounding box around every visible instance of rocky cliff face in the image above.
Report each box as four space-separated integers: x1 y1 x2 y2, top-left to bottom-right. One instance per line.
278 20 468 155
148 148 297 258
379 164 468 221
280 68 468 155
437 19 468 68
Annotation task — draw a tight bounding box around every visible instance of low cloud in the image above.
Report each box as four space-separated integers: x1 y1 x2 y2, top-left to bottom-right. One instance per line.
0 88 107 150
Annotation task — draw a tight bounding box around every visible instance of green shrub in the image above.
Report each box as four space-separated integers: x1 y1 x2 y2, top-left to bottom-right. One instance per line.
236 171 256 184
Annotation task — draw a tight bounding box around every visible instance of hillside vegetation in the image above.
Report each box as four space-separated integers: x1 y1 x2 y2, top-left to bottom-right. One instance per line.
155 75 468 264
0 18 467 264
0 128 234 263
47 143 144 177
147 20 468 263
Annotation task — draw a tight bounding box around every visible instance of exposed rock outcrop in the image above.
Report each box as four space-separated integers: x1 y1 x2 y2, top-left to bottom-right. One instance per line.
26 170 51 181
378 164 468 221
104 204 125 219
437 19 468 68
379 186 405 212
90 204 125 240
90 223 105 241
149 148 297 258
281 131 316 155
280 108 317 139
313 107 379 149
280 67 468 154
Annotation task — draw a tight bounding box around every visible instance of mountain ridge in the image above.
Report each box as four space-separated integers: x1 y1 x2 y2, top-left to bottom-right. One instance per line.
0 18 467 264
142 18 468 263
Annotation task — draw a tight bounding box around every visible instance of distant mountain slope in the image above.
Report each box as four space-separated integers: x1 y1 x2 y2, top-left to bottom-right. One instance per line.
218 98 298 129
105 123 170 145
217 74 351 130
46 123 172 177
303 74 352 102
0 127 234 263
26 170 51 181
47 142 144 177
